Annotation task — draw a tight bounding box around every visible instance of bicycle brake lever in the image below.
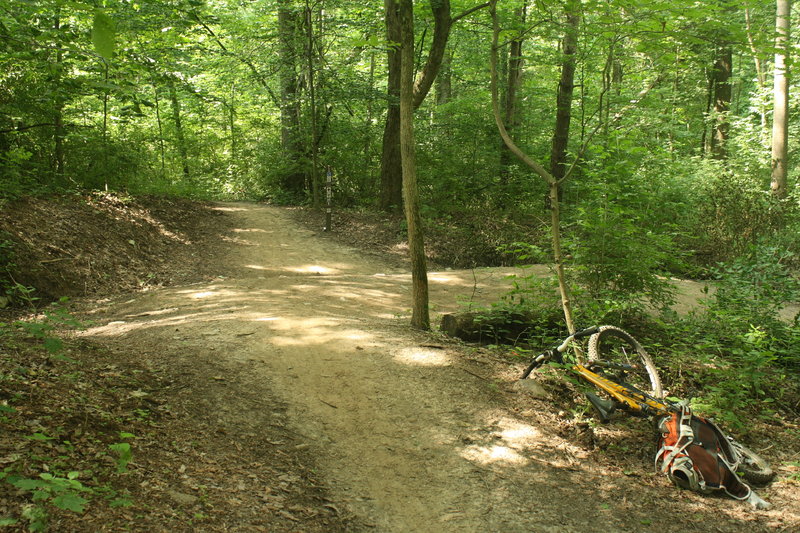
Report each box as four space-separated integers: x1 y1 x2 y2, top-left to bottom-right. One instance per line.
520 350 553 379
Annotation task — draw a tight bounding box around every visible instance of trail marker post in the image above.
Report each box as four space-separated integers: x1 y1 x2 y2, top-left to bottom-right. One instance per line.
324 167 333 231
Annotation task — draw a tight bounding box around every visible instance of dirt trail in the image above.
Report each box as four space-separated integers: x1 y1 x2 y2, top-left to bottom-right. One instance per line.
81 203 795 532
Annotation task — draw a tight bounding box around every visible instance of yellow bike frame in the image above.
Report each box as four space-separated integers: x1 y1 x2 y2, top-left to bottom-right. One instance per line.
573 363 672 416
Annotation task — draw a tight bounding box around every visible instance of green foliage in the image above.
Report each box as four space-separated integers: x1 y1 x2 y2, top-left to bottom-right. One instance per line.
2 470 93 531
645 249 800 429
91 10 116 60
711 244 800 324
108 440 133 473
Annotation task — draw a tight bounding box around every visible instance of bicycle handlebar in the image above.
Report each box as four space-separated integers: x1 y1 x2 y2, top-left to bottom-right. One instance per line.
572 326 600 340
520 326 599 379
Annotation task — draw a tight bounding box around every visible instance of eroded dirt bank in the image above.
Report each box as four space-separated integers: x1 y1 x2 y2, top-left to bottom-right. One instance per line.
77 203 797 532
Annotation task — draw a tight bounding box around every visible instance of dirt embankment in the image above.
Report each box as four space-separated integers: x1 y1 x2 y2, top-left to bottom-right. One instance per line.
0 193 232 302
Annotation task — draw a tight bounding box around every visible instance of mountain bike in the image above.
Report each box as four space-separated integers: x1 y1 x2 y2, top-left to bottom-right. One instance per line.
519 325 774 488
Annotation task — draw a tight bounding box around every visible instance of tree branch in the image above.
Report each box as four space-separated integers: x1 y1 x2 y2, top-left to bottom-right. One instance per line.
489 1 555 185
452 1 491 23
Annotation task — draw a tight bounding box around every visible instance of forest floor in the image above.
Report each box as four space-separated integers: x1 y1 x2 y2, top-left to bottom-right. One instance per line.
1 196 798 532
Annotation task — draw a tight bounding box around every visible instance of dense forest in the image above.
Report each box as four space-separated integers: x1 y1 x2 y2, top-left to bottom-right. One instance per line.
2 1 800 529
2 0 799 419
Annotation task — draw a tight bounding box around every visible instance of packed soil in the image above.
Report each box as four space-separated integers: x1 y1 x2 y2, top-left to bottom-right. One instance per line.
1 197 799 532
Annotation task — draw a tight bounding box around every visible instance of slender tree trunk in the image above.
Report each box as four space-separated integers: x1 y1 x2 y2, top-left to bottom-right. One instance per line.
435 49 453 105
53 9 65 180
153 84 166 174
364 50 376 192
710 46 732 160
229 82 236 162
278 0 305 199
701 73 714 154
550 1 580 182
380 0 454 211
398 0 430 330
379 0 403 211
489 0 577 336
102 64 110 190
500 4 526 168
745 4 766 89
167 78 190 180
771 0 791 198
305 2 320 207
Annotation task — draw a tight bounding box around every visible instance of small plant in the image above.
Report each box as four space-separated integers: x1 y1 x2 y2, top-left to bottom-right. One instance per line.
1 470 93 532
108 432 136 473
8 298 83 357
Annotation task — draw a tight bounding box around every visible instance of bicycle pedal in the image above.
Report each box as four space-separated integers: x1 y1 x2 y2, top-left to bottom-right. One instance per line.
586 392 616 423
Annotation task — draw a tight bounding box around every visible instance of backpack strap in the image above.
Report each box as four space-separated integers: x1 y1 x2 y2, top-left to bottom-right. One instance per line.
656 404 695 474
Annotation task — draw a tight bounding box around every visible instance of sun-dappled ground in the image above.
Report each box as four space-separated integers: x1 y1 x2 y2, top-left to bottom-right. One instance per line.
1 197 798 531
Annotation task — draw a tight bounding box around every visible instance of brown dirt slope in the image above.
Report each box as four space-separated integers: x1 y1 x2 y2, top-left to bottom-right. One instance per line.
0 193 230 302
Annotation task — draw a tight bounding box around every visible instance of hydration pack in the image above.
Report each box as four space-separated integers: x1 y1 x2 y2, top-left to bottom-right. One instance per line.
655 405 752 501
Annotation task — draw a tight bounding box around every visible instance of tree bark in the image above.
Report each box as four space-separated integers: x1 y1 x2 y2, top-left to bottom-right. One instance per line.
380 0 454 211
435 49 453 105
305 2 320 207
167 78 190 180
550 1 580 182
53 9 65 180
278 0 306 199
153 83 166 174
771 0 791 198
398 0 430 330
489 0 577 336
710 46 732 160
500 5 526 168
379 0 403 211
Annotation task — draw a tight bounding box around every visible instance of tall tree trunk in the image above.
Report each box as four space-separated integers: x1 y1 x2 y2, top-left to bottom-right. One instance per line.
550 0 580 182
500 5 526 168
398 0 430 330
380 0 454 211
379 0 403 211
435 49 453 105
153 83 166 174
53 9 65 180
489 0 577 336
305 1 320 207
229 82 236 162
364 50 377 193
710 46 732 160
771 0 791 198
167 78 190 180
278 0 305 199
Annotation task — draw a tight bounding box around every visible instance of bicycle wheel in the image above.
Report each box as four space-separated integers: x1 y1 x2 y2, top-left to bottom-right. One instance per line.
587 325 663 399
731 440 775 485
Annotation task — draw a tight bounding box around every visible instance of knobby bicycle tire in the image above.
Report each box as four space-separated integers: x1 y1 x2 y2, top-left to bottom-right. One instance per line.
587 325 664 399
731 440 775 485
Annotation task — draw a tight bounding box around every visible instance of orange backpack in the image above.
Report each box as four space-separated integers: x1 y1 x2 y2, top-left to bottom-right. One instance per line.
655 405 751 501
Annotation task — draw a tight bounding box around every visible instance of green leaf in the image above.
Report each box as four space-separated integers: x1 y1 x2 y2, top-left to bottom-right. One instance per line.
108 443 132 472
109 497 133 508
43 337 63 354
25 433 55 441
92 10 116 59
0 517 19 526
10 478 48 490
0 405 16 414
52 493 89 513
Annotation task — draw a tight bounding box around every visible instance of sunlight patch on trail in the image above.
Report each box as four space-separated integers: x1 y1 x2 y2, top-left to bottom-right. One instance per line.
232 227 268 233
393 346 451 367
288 264 341 275
460 416 542 467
